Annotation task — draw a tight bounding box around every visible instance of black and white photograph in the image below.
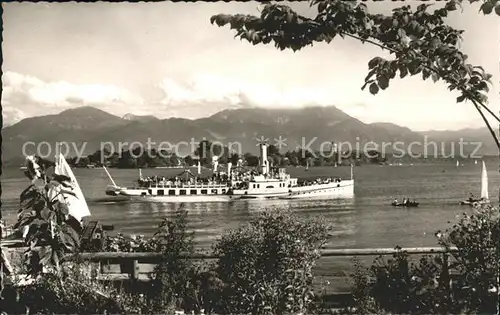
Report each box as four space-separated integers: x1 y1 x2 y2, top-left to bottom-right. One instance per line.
1 1 499 314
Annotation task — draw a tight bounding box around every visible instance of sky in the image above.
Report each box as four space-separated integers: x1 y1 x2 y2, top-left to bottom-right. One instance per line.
2 1 499 131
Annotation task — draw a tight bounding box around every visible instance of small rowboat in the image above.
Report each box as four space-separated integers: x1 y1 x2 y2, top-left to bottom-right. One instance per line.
391 201 419 207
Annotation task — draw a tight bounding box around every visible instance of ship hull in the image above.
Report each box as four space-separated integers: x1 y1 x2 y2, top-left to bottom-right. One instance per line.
114 187 233 203
108 180 354 202
232 180 355 200
280 180 354 200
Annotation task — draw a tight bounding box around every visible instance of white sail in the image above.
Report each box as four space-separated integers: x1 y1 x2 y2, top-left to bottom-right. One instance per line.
54 153 91 223
480 161 489 200
456 160 459 167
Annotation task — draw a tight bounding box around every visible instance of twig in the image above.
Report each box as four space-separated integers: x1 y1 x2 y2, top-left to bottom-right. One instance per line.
303 13 500 129
471 100 500 150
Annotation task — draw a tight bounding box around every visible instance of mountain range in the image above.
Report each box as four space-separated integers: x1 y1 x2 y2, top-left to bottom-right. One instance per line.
3 106 498 165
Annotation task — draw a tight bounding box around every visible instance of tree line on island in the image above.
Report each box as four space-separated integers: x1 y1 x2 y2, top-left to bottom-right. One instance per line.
66 140 390 169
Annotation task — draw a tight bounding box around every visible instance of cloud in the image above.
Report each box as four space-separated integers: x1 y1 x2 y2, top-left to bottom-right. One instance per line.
2 71 145 124
157 73 336 112
2 71 493 131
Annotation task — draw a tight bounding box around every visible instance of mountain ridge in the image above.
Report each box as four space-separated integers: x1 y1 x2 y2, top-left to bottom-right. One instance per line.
3 105 497 164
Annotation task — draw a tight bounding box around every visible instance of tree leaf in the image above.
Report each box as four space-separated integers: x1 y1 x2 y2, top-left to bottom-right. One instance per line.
495 4 500 16
456 94 467 103
399 66 408 79
60 189 77 198
377 75 389 90
431 73 439 83
13 215 35 230
25 224 41 245
445 1 457 11
480 2 494 14
52 174 73 187
417 3 433 12
20 185 40 209
39 247 52 266
477 81 490 93
317 1 327 13
33 199 46 212
368 57 382 70
422 69 431 81
407 60 421 75
369 83 380 95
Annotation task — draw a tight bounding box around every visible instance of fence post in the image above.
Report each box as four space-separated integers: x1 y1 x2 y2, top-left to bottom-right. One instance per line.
441 253 452 292
130 259 139 281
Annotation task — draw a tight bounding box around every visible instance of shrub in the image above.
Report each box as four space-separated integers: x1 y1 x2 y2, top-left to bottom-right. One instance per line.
436 204 499 313
347 205 499 315
143 210 201 313
16 260 154 315
103 233 156 252
213 210 332 315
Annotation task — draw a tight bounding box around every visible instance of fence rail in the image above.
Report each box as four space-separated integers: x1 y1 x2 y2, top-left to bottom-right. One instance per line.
57 246 460 287
63 246 459 262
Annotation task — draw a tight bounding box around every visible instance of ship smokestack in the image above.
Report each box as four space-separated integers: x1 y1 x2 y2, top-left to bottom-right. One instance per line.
212 156 219 174
260 143 269 175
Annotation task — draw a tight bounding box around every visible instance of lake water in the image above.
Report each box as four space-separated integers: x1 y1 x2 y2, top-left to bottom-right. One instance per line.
3 162 498 292
3 162 498 250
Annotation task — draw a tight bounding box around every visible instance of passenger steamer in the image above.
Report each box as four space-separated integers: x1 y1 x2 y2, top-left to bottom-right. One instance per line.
104 143 354 202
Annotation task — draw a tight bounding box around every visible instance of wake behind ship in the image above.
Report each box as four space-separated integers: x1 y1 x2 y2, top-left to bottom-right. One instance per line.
104 143 354 202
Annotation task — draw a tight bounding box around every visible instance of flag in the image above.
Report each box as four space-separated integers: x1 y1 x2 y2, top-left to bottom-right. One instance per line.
54 153 91 223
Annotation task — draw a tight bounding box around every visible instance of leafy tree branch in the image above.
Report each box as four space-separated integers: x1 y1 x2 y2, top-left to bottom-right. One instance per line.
211 0 499 148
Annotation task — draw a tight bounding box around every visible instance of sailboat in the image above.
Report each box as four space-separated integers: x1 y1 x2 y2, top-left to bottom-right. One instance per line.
459 161 490 206
456 160 460 168
54 153 92 223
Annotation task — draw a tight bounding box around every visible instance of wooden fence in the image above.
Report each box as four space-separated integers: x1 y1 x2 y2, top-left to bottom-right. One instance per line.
60 246 460 294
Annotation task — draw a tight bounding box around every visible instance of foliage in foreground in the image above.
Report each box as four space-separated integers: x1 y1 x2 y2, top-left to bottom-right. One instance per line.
343 205 499 315
15 156 82 279
213 210 332 315
15 264 153 315
3 210 331 315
